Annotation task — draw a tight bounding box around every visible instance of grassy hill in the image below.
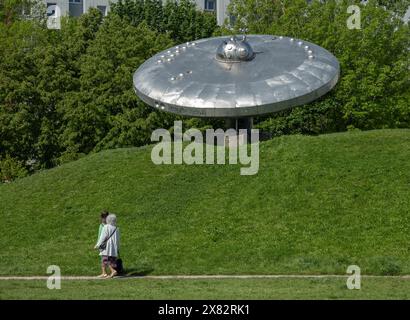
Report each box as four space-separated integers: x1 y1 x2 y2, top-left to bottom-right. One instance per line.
1 129 409 276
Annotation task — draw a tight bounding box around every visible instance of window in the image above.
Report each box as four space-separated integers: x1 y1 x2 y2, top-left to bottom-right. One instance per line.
97 5 107 16
69 0 83 17
229 14 236 26
204 0 215 11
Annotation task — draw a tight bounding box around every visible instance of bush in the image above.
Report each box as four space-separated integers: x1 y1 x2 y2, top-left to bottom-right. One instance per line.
0 155 28 182
255 100 345 137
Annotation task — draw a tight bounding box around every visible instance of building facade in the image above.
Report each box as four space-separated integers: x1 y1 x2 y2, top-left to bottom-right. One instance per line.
45 0 111 18
193 0 230 26
45 0 231 29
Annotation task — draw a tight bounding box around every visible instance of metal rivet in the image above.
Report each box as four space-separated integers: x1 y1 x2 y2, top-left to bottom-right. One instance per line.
160 55 165 59
290 38 294 42
161 106 165 110
167 58 172 62
157 60 162 63
308 50 313 55
304 46 309 50
279 36 283 39
167 50 171 54
179 73 184 78
192 42 196 46
175 50 180 54
298 41 303 46
308 55 314 59
170 54 174 58
170 77 175 81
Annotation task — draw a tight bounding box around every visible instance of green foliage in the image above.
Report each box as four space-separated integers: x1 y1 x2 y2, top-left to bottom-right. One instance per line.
0 0 46 25
255 100 345 136
61 16 174 154
0 5 219 173
0 154 28 182
0 9 105 170
228 0 410 134
111 0 218 42
0 19 49 168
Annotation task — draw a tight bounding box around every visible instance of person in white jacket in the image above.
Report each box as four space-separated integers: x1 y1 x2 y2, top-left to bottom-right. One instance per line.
95 213 120 278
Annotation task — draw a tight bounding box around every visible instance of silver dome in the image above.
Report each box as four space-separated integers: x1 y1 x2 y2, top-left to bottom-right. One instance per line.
215 35 255 62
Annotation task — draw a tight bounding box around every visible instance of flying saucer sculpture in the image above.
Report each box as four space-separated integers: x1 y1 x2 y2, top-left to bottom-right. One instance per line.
133 34 339 119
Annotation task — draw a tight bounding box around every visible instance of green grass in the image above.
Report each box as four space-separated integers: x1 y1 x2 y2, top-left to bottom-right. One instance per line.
1 129 410 277
1 278 410 299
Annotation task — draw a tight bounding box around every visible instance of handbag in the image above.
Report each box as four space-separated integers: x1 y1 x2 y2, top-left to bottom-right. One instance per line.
115 258 124 274
98 227 117 250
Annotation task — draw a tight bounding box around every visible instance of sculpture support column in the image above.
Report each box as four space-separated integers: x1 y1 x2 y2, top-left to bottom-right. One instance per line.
225 117 253 145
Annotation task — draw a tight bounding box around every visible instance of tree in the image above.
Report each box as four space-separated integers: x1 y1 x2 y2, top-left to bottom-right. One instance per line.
58 15 175 157
0 18 48 169
111 0 218 43
0 0 45 25
0 6 219 175
227 0 410 134
0 8 104 171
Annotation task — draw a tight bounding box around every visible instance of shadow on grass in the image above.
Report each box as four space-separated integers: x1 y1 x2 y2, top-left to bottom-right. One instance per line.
122 267 155 277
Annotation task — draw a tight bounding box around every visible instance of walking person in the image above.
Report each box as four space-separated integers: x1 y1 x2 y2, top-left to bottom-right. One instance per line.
95 213 120 278
98 211 109 241
96 211 109 278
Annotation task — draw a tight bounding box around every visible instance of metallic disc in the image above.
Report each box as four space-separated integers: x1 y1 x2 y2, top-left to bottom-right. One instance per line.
133 35 340 118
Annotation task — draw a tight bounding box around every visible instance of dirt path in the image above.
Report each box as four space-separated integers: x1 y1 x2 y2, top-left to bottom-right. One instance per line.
1 274 409 280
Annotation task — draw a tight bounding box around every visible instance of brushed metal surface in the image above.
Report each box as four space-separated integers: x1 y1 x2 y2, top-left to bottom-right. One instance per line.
133 35 340 118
